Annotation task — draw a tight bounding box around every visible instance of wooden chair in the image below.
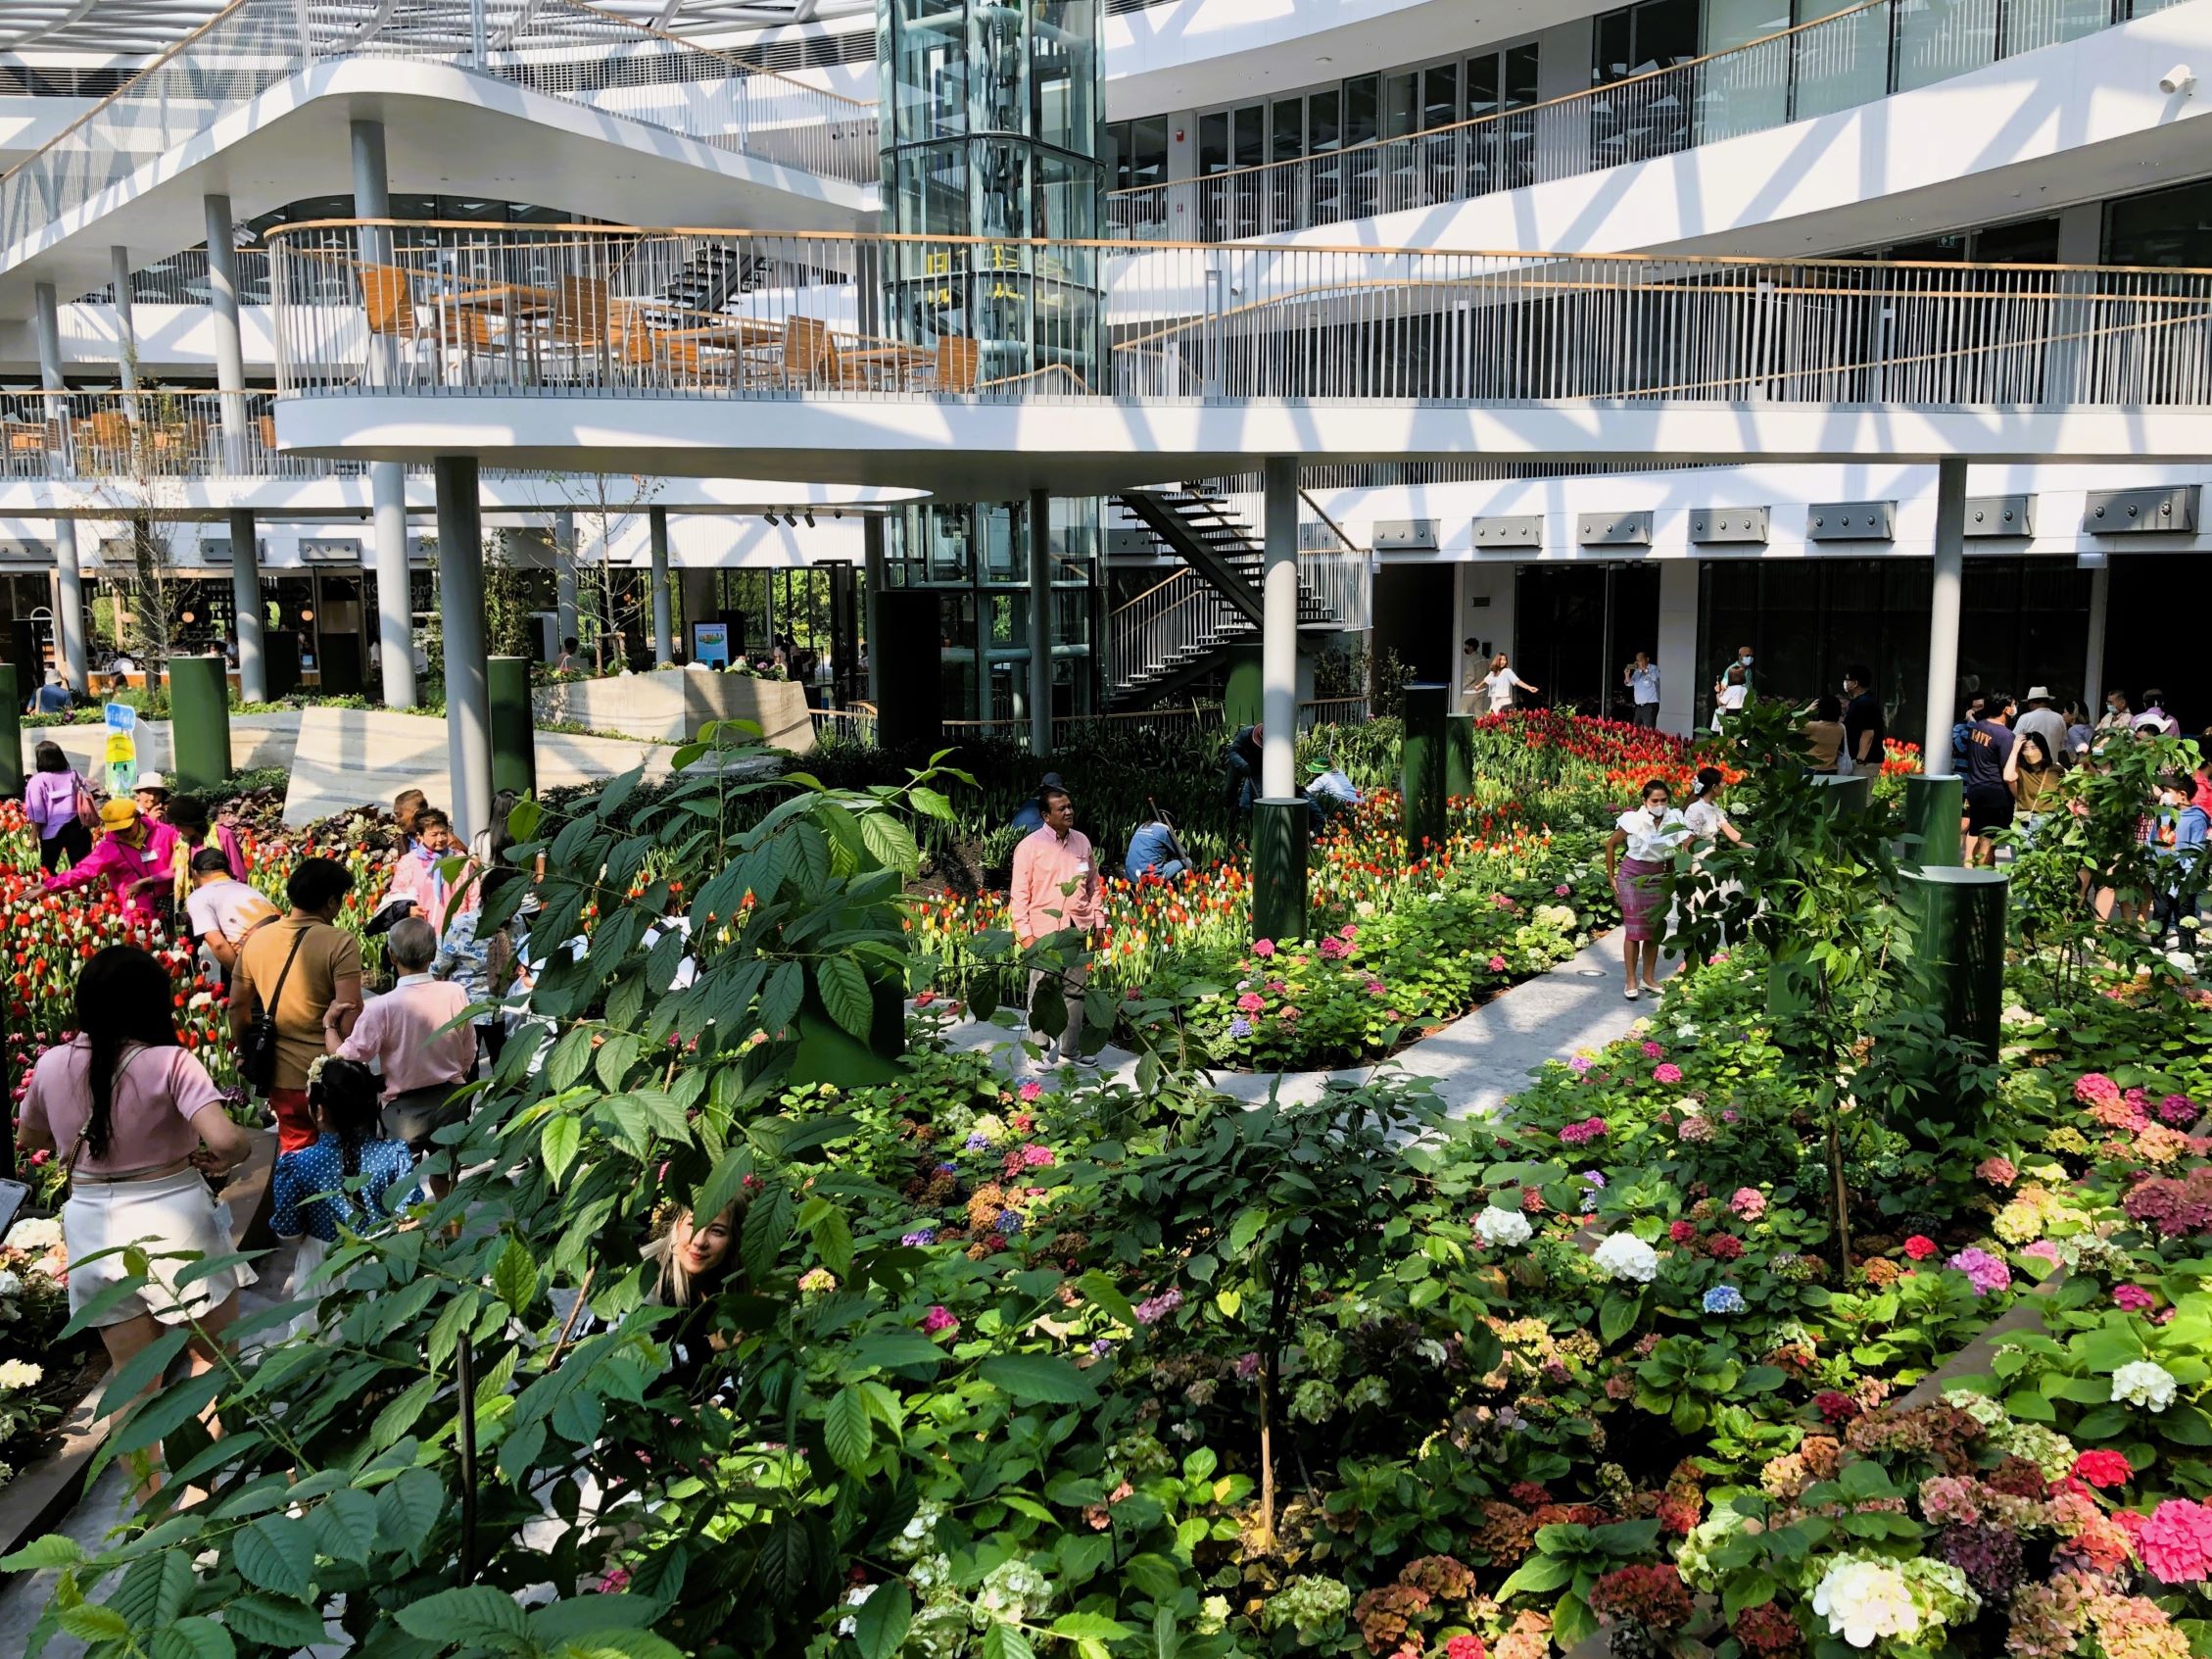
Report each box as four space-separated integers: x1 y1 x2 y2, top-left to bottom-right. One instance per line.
778 317 875 390
80 410 133 470
550 277 611 377
931 334 980 393
361 265 422 342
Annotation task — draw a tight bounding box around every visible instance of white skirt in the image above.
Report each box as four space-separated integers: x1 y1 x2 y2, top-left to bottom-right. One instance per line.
63 1169 257 1328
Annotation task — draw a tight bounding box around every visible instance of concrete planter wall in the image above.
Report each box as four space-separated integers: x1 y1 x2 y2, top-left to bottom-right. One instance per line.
533 668 815 751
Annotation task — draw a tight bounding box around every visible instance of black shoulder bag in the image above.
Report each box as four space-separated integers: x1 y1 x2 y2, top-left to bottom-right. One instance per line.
239 925 313 1094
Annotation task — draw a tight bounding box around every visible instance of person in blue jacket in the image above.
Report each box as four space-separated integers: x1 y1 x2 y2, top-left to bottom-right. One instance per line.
1125 803 1191 883
1009 771 1066 835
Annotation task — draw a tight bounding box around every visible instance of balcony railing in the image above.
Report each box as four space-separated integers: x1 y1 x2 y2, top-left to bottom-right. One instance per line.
1106 0 2191 241
264 221 2212 413
0 0 874 256
75 249 274 309
0 389 345 482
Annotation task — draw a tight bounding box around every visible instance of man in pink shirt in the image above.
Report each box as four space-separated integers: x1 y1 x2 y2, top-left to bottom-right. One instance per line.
1008 784 1103 1066
326 916 476 1165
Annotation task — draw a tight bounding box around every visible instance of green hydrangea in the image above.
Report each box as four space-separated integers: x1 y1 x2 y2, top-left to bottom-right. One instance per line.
1195 1596 1230 1635
1290 1379 1339 1423
1263 1576 1352 1641
1345 1375 1390 1410
1301 1327 1346 1380
972 1558 1051 1630
1992 1419 2077 1480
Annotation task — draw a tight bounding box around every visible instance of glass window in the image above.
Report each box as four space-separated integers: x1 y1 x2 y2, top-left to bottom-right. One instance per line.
1467 54 1501 121
1308 89 1341 152
1792 0 1891 118
1972 216 2060 265
1199 110 1230 174
1232 104 1267 169
2104 178 2212 269
1344 75 1380 145
1892 0 1996 94
1421 62 1459 128
2002 0 2110 54
1384 71 1421 137
1273 98 1304 162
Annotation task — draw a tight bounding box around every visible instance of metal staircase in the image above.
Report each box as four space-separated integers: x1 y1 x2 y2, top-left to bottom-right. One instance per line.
1107 486 1365 708
646 240 773 327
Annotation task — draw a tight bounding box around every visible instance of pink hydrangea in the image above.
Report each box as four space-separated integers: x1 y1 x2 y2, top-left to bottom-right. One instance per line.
1560 1116 1610 1147
1676 1115 1715 1144
923 1305 959 1335
2160 1094 2200 1126
1251 939 1276 958
1492 894 1517 909
1365 979 1386 996
2075 1072 2122 1105
2140 1498 2212 1585
1729 1188 1767 1221
1975 1156 2018 1187
1018 1080 1042 1103
1642 1041 1665 1058
1236 992 1265 1013
1318 937 1350 960
1555 885 1572 898
1487 954 1508 972
2115 1284 2156 1312
1654 1062 1684 1085
1446 1637 1487 1659
1338 924 1358 941
2022 1241 2064 1267
1948 1247 2012 1296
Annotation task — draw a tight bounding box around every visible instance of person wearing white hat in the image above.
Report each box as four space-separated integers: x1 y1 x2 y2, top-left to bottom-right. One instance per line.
2014 688 2070 766
132 773 181 887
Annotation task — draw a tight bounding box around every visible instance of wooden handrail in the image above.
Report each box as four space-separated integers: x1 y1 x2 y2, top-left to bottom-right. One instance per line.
1301 488 1362 555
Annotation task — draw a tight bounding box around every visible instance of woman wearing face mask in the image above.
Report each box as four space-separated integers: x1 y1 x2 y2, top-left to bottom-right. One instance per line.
1604 778 1690 1000
1711 663 1749 732
2003 731 2064 844
2146 773 2209 942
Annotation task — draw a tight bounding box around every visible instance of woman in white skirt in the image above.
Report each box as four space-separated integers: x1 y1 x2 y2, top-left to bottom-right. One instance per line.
16 945 256 1482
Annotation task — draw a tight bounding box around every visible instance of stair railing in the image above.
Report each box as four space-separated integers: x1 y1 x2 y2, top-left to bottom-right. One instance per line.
1108 568 1246 693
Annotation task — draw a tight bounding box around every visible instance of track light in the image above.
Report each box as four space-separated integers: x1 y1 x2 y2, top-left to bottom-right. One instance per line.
803 510 816 528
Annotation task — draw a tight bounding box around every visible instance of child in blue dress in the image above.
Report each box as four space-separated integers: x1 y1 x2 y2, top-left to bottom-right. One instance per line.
271 1056 417 1332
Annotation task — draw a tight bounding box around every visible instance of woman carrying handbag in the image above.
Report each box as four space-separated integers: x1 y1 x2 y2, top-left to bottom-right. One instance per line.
24 741 95 872
16 946 256 1494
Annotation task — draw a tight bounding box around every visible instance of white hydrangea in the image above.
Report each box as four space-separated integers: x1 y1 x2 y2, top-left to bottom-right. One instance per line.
1810 1557 1920 1648
1532 903 1577 933
890 1499 945 1562
971 1558 1050 1630
1592 1232 1659 1284
2113 1359 2179 1413
3 1218 59 1253
0 1271 24 1299
0 1360 41 1392
835 1583 878 1637
1475 1206 1533 1248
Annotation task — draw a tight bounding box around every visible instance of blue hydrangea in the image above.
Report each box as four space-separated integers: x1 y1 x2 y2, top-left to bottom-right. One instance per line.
1228 1016 1254 1039
1703 1284 1747 1315
965 1132 990 1151
994 1210 1024 1234
900 1228 937 1247
936 1162 958 1175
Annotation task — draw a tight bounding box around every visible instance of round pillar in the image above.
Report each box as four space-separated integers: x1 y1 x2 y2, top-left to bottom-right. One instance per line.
1251 798 1309 945
1899 774 1962 870
1223 642 1264 732
1400 681 1450 857
1810 773 1873 815
168 655 230 795
1445 711 1475 799
1901 866 2009 1067
488 657 536 802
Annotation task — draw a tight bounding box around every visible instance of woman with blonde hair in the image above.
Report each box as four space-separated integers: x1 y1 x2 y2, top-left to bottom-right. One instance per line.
643 1201 741 1395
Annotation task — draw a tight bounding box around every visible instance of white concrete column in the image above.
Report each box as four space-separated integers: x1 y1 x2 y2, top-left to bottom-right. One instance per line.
1922 458 1968 774
204 194 248 472
371 464 413 707
351 120 396 390
33 281 87 687
649 506 674 667
1028 489 1053 756
229 509 266 704
554 512 579 651
110 246 139 396
1261 457 1298 799
436 457 492 841
2083 556 2109 715
1656 557 1700 737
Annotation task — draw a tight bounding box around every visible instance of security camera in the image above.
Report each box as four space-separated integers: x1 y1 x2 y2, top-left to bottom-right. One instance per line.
2160 63 2195 95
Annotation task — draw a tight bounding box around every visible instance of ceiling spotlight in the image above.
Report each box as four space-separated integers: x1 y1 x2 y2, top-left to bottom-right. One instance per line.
803 510 816 528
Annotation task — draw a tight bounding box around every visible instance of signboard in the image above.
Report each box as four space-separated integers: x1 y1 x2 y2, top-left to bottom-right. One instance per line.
692 622 731 669
103 702 137 796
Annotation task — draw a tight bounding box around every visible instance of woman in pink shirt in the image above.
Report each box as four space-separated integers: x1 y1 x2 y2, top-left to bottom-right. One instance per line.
17 946 256 1489
45 799 168 920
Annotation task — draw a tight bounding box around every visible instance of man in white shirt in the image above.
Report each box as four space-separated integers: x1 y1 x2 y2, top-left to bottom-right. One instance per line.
2014 686 2070 762
185 848 279 976
1624 653 1661 728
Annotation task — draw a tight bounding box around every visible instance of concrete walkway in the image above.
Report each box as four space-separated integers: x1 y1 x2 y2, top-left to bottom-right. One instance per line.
939 930 1661 1117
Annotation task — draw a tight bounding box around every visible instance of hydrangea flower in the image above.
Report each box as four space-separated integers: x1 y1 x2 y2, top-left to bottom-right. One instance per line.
1566 1053 1595 1074
1947 1247 2011 1296
2072 1450 2133 1488
1975 1156 2018 1187
1475 1206 1534 1248
1227 1016 1254 1039
1593 1232 1659 1284
1017 1079 1042 1103
900 1228 937 1247
2139 1498 2212 1585
1730 1188 1766 1221
2113 1358 2180 1413
922 1305 958 1335
1487 954 1508 972
0 1359 41 1391
1704 1284 1747 1314
1653 1062 1684 1084
1251 939 1277 958
1133 1287 1183 1325
2115 1284 2156 1312
1262 1576 1351 1641
1902 1235 1937 1260
1810 1557 1922 1647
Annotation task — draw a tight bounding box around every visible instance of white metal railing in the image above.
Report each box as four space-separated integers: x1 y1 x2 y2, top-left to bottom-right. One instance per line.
264 221 2212 413
1110 568 1239 692
0 388 344 481
1297 696 1372 732
1107 0 2170 241
76 249 274 308
0 0 874 257
1299 550 1370 631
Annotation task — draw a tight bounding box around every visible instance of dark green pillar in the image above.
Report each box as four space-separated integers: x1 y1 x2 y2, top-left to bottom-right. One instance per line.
168 655 229 795
1251 798 1308 945
1902 866 2008 1066
1811 773 1873 815
1401 681 1449 856
488 657 535 800
0 664 20 800
874 589 942 753
1223 643 1263 731
1899 774 1962 870
1445 712 1475 799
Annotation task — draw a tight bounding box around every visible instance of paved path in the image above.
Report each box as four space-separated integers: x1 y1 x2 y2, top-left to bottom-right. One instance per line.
939 930 1662 1117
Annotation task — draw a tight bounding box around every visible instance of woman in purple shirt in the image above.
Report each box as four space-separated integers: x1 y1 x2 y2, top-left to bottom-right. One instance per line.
24 741 92 872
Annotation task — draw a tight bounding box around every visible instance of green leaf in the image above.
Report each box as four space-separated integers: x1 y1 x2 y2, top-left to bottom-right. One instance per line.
235 1515 315 1598
372 1375 440 1450
981 1624 1035 1659
759 961 805 1039
308 1488 380 1565
528 1595 660 1643
1052 1613 1137 1639
1722 1571 1777 1620
546 1024 596 1092
1599 1292 1641 1346
981 1353 1097 1405
847 1332 948 1372
396 1586 532 1645
99 1327 189 1420
1496 1554 1573 1598
809 1204 854 1278
223 1596 331 1648
691 1148 751 1242
543 1114 582 1186
816 956 874 1041
1077 1271 1137 1331
376 1465 444 1556
0 1536 83 1572
112 1549 195 1631
853 1582 913 1659
742 1183 794 1282
493 1236 541 1313
153 1617 236 1659
823 1386 873 1473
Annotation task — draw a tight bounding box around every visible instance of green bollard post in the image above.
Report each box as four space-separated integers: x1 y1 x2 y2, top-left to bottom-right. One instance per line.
1901 865 2009 1067
488 657 536 802
0 664 20 801
1223 644 1264 732
167 655 230 795
1810 773 1873 815
1899 773 1963 870
1251 797 1309 945
1445 711 1475 799
1400 681 1449 858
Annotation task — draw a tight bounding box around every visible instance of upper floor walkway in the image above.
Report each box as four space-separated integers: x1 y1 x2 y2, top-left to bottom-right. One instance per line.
263 220 2212 490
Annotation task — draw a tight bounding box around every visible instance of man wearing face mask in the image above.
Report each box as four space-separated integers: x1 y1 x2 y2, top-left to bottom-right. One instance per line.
1713 645 1755 708
1841 666 1885 771
2094 691 2134 751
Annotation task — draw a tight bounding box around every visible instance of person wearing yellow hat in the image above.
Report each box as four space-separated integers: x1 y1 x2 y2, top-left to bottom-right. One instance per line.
44 798 168 921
